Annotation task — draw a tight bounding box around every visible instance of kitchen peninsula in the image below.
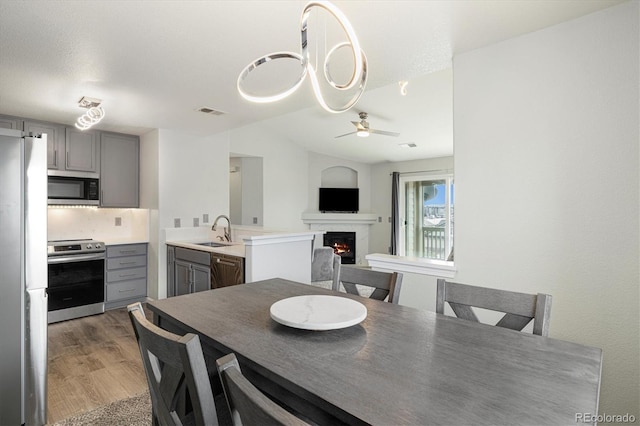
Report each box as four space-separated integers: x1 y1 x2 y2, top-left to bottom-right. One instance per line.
165 226 321 297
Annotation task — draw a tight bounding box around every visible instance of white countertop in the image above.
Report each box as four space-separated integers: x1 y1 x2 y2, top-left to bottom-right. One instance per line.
166 240 246 258
103 238 149 246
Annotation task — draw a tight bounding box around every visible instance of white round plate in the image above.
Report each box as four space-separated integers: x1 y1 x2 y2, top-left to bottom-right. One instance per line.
270 295 367 331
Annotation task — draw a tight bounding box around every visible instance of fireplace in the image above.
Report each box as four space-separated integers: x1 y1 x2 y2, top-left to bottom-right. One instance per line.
324 231 356 264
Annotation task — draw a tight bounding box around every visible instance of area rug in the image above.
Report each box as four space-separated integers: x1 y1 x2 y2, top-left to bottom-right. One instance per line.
51 391 152 426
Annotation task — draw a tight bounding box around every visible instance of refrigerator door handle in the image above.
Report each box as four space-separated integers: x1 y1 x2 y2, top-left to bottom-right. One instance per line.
25 288 48 425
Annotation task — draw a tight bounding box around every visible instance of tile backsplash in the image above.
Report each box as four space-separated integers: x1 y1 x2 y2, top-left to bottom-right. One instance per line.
48 207 149 242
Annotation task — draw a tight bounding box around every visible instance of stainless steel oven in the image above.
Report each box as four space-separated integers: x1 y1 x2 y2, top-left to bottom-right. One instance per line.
47 239 105 323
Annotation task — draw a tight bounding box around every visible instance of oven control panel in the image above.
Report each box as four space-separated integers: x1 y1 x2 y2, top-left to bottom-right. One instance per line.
47 239 106 256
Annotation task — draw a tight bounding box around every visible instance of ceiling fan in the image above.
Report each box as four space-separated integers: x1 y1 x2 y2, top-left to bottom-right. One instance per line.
334 112 400 139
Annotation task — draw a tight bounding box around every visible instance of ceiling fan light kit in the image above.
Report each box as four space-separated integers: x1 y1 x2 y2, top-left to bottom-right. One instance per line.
335 111 400 139
236 1 367 114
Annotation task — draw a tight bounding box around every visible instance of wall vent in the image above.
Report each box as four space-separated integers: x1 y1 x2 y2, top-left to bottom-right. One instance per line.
197 107 226 116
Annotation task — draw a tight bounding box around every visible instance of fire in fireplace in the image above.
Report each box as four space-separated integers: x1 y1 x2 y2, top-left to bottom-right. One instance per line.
324 231 356 264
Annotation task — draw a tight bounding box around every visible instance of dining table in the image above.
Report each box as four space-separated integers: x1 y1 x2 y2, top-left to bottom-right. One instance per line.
147 278 602 426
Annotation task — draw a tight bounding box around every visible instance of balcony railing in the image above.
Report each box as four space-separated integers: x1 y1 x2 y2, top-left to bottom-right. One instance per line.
424 227 446 260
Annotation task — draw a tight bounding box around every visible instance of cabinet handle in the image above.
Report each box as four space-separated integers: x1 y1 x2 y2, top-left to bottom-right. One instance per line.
216 258 236 267
119 250 138 254
66 152 69 168
118 261 137 265
53 150 57 167
119 273 138 278
118 288 136 293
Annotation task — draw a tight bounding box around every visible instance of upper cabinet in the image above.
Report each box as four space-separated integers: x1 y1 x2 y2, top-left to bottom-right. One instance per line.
0 115 22 130
0 114 140 208
100 132 139 208
64 127 99 173
23 120 66 169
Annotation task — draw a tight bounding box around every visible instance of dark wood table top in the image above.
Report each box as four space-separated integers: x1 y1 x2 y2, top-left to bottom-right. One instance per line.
148 278 602 425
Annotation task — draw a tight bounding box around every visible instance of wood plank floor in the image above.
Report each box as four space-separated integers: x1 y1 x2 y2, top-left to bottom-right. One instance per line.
46 306 150 424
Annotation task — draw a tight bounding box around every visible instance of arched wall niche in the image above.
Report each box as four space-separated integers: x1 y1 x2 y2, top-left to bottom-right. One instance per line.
320 166 358 188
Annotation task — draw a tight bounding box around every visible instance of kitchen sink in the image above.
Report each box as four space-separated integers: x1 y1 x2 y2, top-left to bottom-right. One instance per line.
195 241 229 248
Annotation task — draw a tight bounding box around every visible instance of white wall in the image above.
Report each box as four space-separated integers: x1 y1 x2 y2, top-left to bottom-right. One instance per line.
140 128 230 299
454 2 638 418
139 129 160 298
240 157 263 226
157 129 229 230
229 156 264 226
230 122 309 231
307 152 372 213
229 157 242 224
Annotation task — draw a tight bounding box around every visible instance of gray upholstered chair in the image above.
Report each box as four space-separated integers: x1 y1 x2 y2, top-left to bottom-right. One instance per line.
335 265 403 303
436 279 552 336
216 353 309 426
311 246 341 290
127 302 221 426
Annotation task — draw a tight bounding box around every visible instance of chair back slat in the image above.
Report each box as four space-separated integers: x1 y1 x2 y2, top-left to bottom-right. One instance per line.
441 281 537 317
216 353 309 426
436 279 552 336
128 302 219 426
335 266 403 304
495 313 534 331
448 302 479 323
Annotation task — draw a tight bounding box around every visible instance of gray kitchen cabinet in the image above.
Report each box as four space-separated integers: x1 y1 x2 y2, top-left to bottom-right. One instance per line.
64 127 99 172
173 259 192 296
192 263 212 293
105 243 148 309
166 244 244 297
100 132 139 207
0 114 22 130
168 246 212 296
23 119 66 169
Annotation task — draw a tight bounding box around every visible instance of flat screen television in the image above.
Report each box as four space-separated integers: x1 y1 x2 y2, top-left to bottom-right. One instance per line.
319 187 359 213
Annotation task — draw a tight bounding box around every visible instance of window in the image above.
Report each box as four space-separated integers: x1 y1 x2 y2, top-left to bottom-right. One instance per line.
398 173 454 261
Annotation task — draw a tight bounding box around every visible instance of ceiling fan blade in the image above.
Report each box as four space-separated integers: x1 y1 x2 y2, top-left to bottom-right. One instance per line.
335 131 357 139
369 129 400 137
351 121 366 131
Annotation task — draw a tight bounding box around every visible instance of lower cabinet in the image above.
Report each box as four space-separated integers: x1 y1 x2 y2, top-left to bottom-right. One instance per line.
105 243 148 309
167 245 244 297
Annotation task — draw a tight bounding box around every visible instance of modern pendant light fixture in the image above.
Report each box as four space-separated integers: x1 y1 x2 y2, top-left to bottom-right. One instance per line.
237 1 367 114
75 96 105 130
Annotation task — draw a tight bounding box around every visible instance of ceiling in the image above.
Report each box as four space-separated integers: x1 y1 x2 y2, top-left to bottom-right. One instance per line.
0 0 624 164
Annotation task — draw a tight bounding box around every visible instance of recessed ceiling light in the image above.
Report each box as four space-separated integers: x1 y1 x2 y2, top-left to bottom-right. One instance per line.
399 143 417 148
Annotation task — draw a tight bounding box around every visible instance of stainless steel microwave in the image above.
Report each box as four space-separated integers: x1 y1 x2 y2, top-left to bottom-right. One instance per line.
47 172 100 205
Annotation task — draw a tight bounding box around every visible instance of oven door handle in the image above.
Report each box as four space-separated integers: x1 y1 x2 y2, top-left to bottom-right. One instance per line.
48 253 106 264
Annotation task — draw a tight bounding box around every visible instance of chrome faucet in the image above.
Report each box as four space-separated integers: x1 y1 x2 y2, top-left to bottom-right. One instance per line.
212 215 232 242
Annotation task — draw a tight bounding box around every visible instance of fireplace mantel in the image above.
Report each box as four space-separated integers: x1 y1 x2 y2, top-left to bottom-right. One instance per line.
301 212 378 225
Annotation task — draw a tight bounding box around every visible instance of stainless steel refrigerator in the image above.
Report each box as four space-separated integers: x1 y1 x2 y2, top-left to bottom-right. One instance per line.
0 128 48 425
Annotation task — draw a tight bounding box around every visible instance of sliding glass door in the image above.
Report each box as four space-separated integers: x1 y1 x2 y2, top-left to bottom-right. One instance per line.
398 173 454 261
